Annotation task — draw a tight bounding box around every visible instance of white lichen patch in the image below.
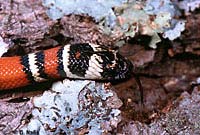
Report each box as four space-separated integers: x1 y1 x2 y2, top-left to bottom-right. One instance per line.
113 0 185 48
19 80 122 135
163 21 186 40
177 0 200 14
0 37 9 57
42 0 127 27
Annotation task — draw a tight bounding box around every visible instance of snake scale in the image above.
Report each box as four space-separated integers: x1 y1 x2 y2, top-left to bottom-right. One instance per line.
0 43 133 90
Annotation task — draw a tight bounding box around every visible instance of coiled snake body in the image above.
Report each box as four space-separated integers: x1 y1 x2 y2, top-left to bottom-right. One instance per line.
0 43 133 90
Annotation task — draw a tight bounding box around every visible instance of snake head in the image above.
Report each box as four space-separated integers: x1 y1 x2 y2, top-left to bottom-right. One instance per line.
96 50 133 80
66 43 133 80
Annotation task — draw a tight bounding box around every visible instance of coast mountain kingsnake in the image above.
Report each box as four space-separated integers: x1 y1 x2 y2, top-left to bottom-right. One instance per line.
0 43 133 90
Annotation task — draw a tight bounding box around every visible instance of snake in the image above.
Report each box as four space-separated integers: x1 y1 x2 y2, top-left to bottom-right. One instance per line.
0 43 133 90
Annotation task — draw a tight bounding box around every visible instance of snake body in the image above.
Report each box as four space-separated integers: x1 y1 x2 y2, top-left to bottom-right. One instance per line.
0 43 133 90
